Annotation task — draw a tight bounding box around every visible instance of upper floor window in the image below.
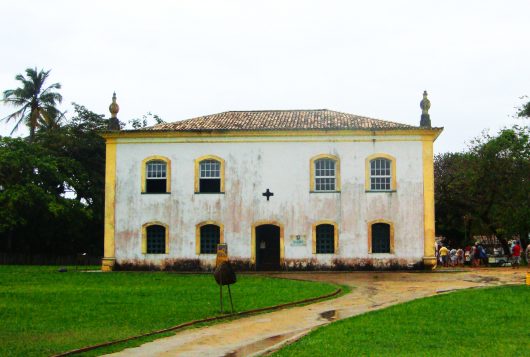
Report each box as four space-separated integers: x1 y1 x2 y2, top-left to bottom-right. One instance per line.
310 154 340 192
370 158 391 191
365 153 396 192
200 160 220 192
146 161 167 193
142 223 168 254
315 159 336 191
142 156 171 193
195 155 225 193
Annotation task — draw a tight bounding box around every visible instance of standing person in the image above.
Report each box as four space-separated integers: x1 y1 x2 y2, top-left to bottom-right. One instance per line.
526 243 530 267
450 248 457 267
456 248 465 267
465 245 471 265
439 245 449 267
471 243 479 267
479 245 488 266
434 241 440 268
511 241 521 269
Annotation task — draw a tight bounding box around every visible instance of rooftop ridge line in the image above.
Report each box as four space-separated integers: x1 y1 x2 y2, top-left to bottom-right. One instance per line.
226 109 329 113
141 108 424 132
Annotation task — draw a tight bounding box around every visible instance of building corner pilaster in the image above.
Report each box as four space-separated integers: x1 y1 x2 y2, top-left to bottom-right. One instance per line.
422 139 436 269
102 138 117 271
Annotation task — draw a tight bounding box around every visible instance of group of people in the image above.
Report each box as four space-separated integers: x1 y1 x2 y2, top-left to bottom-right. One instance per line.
468 243 488 267
437 245 465 267
435 240 528 268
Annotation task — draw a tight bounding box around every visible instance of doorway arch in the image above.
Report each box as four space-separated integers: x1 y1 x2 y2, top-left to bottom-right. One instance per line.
251 221 284 270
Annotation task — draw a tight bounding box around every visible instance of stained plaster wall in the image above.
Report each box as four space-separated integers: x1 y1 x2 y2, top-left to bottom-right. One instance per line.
113 135 425 267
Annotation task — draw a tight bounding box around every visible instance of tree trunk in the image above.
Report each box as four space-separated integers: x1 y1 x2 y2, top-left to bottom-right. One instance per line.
516 232 528 265
7 230 13 253
29 125 35 143
498 237 510 256
28 106 38 142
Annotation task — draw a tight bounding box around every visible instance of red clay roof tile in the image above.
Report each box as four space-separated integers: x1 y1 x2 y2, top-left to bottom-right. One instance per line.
140 109 418 131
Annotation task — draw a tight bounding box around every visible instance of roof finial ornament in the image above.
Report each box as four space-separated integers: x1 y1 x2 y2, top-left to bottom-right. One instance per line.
420 90 431 128
109 91 120 118
108 91 121 130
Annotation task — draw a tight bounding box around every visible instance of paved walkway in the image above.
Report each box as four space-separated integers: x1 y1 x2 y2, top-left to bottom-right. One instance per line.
107 268 526 357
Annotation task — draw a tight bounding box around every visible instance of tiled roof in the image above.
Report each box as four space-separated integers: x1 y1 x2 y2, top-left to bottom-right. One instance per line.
142 109 418 132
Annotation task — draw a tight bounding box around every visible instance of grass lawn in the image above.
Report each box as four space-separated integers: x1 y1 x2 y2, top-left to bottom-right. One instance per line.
275 285 530 357
0 265 338 357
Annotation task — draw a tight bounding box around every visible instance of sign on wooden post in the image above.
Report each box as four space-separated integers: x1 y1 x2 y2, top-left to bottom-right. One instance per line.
214 243 236 313
216 243 228 267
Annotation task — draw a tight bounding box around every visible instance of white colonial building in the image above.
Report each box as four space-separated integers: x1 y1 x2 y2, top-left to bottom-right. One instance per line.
102 93 442 271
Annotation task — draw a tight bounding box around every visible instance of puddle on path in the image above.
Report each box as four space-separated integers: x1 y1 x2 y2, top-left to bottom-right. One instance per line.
223 331 299 357
319 310 337 321
463 276 500 284
436 288 457 294
365 286 378 297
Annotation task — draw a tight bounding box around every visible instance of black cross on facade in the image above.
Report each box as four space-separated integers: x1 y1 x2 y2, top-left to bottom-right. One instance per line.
262 189 274 201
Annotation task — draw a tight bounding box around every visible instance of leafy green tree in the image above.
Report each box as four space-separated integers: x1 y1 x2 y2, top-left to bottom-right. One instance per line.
36 103 107 206
0 103 109 258
128 112 165 129
1 68 63 141
469 126 530 248
33 103 108 255
434 152 475 246
0 137 90 254
435 126 530 252
517 98 530 118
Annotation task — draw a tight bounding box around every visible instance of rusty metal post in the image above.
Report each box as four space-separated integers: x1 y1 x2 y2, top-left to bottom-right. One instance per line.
220 285 223 313
227 284 234 313
219 274 223 313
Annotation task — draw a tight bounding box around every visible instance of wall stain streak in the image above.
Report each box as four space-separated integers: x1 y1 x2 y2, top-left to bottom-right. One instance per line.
114 257 423 271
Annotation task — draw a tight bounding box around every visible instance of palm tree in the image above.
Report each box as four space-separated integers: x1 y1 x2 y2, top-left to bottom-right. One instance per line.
1 67 63 141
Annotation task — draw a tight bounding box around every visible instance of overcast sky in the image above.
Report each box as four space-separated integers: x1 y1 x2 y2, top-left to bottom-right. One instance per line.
1 0 528 153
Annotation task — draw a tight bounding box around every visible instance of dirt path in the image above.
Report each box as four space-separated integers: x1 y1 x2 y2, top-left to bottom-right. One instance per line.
106 268 526 357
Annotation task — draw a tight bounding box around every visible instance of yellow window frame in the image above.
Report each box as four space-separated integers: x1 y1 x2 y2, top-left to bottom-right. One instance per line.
141 221 169 254
195 221 225 255
309 154 341 192
194 155 225 193
365 153 396 191
141 155 171 193
312 220 339 254
367 219 395 254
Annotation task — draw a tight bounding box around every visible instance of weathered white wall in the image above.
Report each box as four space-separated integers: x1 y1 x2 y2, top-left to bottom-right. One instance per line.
113 135 425 266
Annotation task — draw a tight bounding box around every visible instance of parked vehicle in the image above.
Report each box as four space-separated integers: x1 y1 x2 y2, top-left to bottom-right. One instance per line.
488 255 510 267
